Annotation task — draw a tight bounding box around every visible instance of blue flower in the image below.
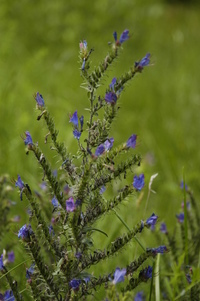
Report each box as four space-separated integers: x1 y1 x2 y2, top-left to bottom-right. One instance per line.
146 213 158 227
0 254 4 270
113 29 129 45
70 111 79 127
51 196 60 208
180 181 188 191
70 111 83 140
73 129 81 140
34 92 45 108
176 213 184 223
15 175 25 201
95 144 105 157
66 197 76 212
18 224 33 241
70 279 81 290
135 291 145 301
126 134 137 149
105 91 117 105
160 222 168 234
26 264 35 279
139 266 152 281
135 53 150 70
100 185 106 194
23 131 33 146
109 77 117 90
7 251 15 263
3 290 15 301
133 174 145 191
48 224 55 236
104 137 114 151
15 175 25 190
113 267 126 284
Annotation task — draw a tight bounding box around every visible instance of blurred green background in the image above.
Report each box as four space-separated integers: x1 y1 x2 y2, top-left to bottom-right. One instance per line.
0 0 200 298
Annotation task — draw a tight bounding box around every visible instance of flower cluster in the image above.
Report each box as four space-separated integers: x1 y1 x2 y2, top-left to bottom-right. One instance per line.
69 110 84 140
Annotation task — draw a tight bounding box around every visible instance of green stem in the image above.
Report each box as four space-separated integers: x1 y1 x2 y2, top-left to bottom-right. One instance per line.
113 209 146 252
183 167 188 265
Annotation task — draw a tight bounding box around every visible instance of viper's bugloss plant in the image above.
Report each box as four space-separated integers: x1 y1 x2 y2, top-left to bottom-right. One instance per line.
0 29 170 301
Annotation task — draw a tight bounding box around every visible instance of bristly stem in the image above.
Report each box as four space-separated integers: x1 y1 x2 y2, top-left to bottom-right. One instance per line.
43 110 76 184
2 267 24 301
183 167 188 265
23 185 62 258
32 145 66 210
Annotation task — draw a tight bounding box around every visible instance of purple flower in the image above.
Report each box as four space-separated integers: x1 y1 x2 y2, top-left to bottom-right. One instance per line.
73 129 81 140
15 175 25 201
70 279 81 290
160 222 168 234
66 197 76 212
34 92 45 107
48 224 55 236
75 252 82 259
26 264 35 279
139 266 152 281
135 53 150 70
146 213 158 227
113 267 126 284
135 292 145 301
83 276 90 284
100 185 106 194
119 29 129 43
23 131 33 146
176 213 184 223
7 251 15 263
0 254 4 270
18 224 33 240
105 92 117 105
126 134 137 148
3 290 15 301
109 77 117 90
70 111 79 127
40 181 47 191
113 29 129 45
147 245 168 255
180 181 188 191
133 174 145 191
52 196 60 208
104 137 114 151
95 144 105 157
15 175 25 190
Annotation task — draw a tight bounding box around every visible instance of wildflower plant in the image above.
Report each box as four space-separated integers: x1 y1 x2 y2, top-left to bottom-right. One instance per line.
0 29 168 300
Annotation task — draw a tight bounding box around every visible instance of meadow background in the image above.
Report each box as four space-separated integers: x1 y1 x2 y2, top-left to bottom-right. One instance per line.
0 0 200 299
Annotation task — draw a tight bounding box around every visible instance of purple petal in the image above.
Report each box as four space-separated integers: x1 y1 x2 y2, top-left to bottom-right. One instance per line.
105 92 117 104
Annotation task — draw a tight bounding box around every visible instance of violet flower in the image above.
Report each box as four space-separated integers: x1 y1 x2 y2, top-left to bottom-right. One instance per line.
18 224 33 241
70 279 81 290
66 197 76 212
160 222 168 234
146 213 158 227
105 91 117 105
113 267 126 284
133 174 145 191
34 92 45 107
126 134 137 149
135 53 150 70
176 213 184 223
23 131 34 146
